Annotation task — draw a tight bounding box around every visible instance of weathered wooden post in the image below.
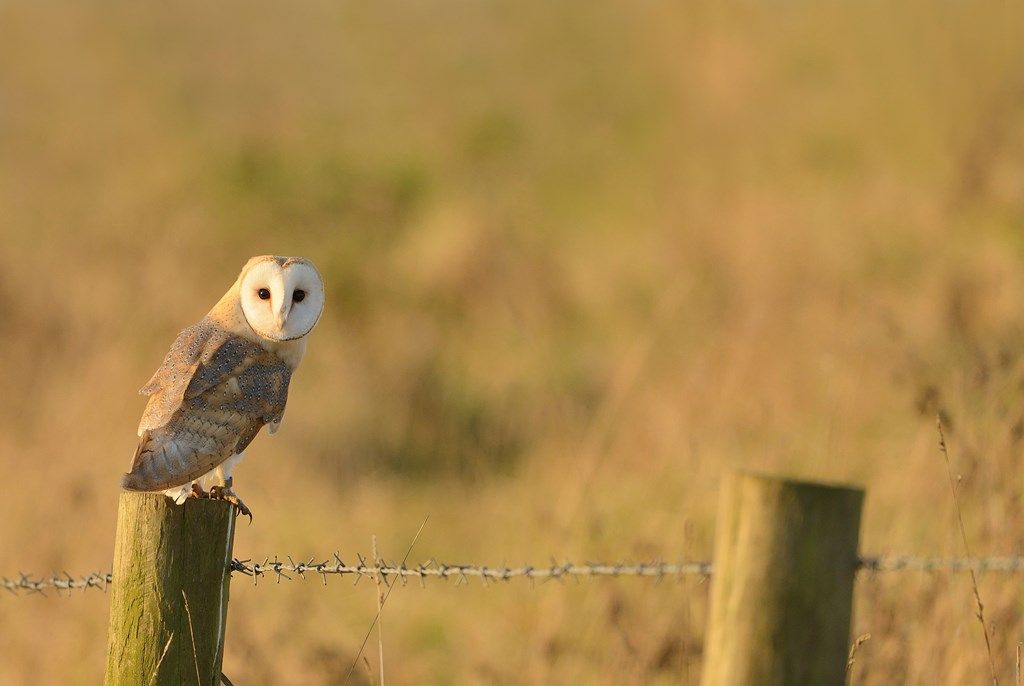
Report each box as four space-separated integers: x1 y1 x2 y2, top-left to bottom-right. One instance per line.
104 493 236 686
701 471 864 686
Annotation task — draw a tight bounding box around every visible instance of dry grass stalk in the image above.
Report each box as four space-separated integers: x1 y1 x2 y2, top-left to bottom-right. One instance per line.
150 633 174 686
181 590 202 686
846 633 871 685
937 416 998 685
373 534 386 686
343 517 429 685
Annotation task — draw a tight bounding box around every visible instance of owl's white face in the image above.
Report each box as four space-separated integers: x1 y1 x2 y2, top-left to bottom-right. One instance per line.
239 257 325 341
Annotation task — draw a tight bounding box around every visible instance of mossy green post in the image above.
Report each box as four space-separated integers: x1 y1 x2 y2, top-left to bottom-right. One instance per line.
104 492 236 686
701 471 864 686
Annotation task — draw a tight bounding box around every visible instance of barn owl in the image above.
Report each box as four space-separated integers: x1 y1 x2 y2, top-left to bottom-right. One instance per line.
120 255 324 518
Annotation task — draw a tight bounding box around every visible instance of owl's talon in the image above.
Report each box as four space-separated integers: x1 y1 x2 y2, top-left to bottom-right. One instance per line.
225 495 252 523
191 483 209 499
209 484 252 523
233 498 253 524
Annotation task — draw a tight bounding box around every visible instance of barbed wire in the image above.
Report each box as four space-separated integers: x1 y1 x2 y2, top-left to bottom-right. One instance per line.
2 571 111 595
229 555 715 587
8 555 1024 596
858 556 1024 573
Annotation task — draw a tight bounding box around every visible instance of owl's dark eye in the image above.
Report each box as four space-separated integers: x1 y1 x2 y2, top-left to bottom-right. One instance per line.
293 289 306 303
257 288 271 300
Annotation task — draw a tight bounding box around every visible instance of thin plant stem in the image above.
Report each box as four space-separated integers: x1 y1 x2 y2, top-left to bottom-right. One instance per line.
343 517 429 685
937 416 998 685
845 633 871 685
373 534 385 686
181 590 202 686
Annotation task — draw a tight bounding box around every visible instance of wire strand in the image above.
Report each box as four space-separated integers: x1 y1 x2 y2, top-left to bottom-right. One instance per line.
9 554 1024 595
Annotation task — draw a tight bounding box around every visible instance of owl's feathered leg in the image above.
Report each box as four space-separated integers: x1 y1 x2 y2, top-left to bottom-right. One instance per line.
164 483 194 504
162 482 207 503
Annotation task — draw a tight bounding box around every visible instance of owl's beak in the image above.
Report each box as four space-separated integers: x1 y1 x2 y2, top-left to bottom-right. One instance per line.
274 301 291 330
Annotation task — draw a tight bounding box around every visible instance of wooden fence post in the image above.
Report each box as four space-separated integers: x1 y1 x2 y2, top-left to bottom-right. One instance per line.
700 471 864 686
104 492 236 686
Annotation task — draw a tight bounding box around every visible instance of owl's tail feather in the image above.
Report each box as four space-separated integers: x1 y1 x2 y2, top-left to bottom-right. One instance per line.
121 433 221 492
120 472 147 490
120 438 154 490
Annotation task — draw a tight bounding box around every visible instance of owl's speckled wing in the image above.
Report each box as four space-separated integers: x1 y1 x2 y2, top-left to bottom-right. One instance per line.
121 319 292 492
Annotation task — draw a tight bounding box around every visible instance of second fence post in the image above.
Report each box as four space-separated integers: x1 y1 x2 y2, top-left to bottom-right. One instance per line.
104 492 237 686
700 471 864 686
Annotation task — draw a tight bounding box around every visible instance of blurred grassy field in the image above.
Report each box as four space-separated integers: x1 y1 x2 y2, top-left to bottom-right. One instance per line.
3 0 1024 683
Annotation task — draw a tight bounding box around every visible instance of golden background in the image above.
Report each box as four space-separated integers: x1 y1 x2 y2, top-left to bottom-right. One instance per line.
3 1 1024 683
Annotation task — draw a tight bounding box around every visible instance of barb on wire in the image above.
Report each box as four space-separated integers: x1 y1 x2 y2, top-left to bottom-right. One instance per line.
14 554 1024 596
